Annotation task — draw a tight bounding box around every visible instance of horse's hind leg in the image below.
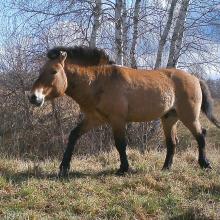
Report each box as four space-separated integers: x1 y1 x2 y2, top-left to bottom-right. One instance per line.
161 110 178 170
175 80 211 169
181 120 211 169
196 132 211 169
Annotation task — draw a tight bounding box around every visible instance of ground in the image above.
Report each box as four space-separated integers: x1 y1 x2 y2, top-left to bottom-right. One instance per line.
0 102 220 219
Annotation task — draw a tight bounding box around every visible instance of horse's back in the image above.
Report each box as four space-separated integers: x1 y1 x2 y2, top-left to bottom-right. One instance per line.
93 66 202 123
107 67 177 121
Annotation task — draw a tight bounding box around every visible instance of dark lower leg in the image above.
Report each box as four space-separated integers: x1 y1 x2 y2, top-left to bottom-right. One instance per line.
115 138 129 175
163 138 176 170
59 123 82 176
196 133 211 169
161 116 178 170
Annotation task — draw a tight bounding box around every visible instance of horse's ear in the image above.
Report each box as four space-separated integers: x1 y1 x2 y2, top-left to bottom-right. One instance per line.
59 51 67 66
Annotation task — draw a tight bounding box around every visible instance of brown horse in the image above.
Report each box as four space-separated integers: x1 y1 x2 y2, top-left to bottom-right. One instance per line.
29 46 220 177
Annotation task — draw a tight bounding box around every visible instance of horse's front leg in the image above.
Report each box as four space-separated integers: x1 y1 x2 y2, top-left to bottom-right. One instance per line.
112 121 129 175
59 116 100 177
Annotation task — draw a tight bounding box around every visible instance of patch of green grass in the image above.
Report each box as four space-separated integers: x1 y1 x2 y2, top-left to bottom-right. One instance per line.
160 192 182 216
0 176 7 188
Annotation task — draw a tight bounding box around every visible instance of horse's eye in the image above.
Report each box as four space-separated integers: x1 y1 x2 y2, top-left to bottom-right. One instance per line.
51 70 57 75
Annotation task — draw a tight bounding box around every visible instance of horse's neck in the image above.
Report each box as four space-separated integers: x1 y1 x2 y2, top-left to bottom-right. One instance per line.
65 66 96 108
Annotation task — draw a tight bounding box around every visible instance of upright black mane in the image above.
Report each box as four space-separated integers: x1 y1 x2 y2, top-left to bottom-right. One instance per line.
47 46 115 66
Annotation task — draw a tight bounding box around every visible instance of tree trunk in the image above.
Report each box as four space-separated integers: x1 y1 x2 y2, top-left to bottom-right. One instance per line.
154 0 178 69
115 0 123 65
130 0 141 69
89 0 102 48
122 0 129 65
167 0 190 68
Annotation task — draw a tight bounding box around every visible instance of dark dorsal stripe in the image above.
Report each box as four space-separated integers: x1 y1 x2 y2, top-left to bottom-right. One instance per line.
47 46 115 66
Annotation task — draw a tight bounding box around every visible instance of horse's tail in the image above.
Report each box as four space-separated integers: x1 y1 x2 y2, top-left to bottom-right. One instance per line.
200 80 220 128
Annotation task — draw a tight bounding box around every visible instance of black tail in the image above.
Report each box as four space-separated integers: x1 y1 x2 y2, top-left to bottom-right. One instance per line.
200 80 220 128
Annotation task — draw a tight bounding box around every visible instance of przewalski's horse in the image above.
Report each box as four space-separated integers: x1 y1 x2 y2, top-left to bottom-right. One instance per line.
29 46 220 177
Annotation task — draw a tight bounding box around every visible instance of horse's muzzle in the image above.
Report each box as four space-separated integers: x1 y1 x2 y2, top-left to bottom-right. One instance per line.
29 94 44 107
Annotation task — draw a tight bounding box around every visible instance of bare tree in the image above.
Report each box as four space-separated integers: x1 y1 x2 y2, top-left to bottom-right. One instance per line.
130 0 141 68
154 0 178 69
115 0 123 65
89 0 102 48
122 0 129 65
167 0 190 68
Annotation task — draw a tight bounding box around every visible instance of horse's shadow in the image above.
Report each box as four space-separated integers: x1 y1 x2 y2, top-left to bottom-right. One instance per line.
0 167 128 184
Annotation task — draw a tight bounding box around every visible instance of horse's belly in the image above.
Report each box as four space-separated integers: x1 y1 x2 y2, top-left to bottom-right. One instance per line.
126 88 175 122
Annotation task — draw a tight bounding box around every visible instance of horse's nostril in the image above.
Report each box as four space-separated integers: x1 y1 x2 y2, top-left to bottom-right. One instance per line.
29 94 44 107
31 94 37 102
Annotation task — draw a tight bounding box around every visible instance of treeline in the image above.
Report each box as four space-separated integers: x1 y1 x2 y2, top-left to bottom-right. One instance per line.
0 0 219 158
207 79 220 99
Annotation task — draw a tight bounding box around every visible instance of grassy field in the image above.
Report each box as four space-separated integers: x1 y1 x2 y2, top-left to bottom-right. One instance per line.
0 103 220 219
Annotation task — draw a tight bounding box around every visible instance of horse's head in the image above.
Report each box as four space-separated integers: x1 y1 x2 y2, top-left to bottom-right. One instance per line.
29 51 68 107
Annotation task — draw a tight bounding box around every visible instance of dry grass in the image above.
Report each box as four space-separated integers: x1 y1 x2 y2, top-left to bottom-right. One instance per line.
0 148 220 219
0 101 220 219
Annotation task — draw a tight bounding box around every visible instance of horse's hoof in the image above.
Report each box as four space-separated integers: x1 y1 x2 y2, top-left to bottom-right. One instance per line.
199 159 212 169
202 128 207 136
162 164 172 171
58 167 70 178
115 167 129 176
